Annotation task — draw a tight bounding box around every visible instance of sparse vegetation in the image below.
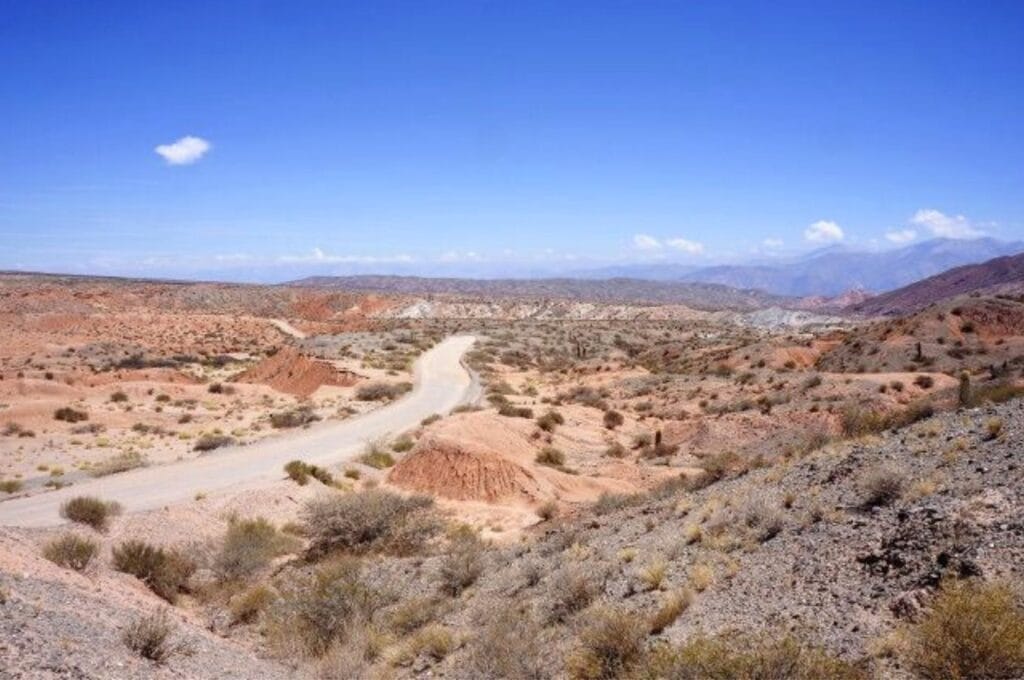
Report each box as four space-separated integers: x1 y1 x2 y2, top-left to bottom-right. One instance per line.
303 489 439 558
43 533 99 571
60 496 121 531
123 609 178 663
112 540 195 603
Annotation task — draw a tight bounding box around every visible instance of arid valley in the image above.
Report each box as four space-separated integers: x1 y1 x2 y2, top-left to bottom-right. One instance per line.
3 258 1024 678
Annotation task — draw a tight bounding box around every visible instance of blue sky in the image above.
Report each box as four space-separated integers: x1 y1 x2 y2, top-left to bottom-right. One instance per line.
2 1 1022 280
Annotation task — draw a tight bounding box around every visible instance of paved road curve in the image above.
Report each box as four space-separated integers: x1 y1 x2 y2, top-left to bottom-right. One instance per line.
0 335 476 528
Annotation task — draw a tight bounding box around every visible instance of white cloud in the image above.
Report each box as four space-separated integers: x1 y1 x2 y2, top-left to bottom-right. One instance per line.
665 237 705 255
632 234 661 250
804 220 844 243
762 237 784 249
909 208 984 239
885 229 917 244
155 135 211 165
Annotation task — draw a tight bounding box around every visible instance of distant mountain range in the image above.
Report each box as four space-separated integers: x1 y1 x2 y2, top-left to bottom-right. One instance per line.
287 276 793 311
573 238 1024 296
849 251 1024 316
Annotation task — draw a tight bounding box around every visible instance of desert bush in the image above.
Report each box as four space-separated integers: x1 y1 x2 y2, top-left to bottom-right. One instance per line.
112 540 195 603
358 441 396 469
535 446 566 468
193 433 235 452
914 375 935 389
438 535 485 596
0 479 23 494
859 466 906 507
355 381 411 402
303 489 439 558
604 442 628 458
904 580 1024 680
742 496 784 542
284 460 334 486
123 609 178 663
498 404 534 419
548 567 600 623
90 450 147 477
54 407 88 423
985 416 1004 441
643 632 865 679
214 517 299 581
60 496 121 531
536 500 559 521
267 559 379 657
229 584 277 624
603 410 624 430
270 406 320 429
43 533 98 571
464 608 546 679
592 491 641 515
565 605 647 680
384 596 444 636
966 381 1024 407
110 391 129 403
391 434 415 453
649 589 693 634
687 450 742 490
537 409 565 432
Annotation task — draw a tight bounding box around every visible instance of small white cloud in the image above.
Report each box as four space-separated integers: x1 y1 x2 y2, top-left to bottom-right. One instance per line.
909 208 983 239
155 135 211 165
885 229 917 244
632 234 661 250
762 237 784 249
804 219 844 243
665 237 705 255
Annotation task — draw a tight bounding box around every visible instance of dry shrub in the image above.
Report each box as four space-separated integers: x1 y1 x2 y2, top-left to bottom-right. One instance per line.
54 406 88 423
649 589 693 634
603 410 625 430
742 495 784 542
303 489 439 559
123 609 178 663
267 559 380 658
60 496 121 531
89 450 147 477
193 433 235 452
438 534 485 597
905 581 1024 679
355 381 410 402
536 500 559 521
270 406 320 429
112 540 196 603
358 440 396 469
464 607 546 679
499 404 534 419
548 567 601 623
229 584 277 624
385 596 444 636
284 460 334 486
214 517 299 581
688 450 742 490
859 466 906 507
536 446 566 468
43 533 98 571
644 632 866 679
565 605 647 680
537 409 565 432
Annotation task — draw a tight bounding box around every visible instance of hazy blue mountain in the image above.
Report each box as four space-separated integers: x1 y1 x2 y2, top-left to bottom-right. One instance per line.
677 238 1024 296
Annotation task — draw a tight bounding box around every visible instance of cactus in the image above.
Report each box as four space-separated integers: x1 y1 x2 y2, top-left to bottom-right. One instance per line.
958 371 971 407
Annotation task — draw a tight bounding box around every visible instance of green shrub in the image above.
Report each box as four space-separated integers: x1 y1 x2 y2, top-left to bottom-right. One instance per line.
358 441 395 469
60 496 121 531
112 540 195 603
43 533 98 571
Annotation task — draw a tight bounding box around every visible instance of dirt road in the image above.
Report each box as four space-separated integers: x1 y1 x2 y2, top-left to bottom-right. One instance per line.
0 335 476 528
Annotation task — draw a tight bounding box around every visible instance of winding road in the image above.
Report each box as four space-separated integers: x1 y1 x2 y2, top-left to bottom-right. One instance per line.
0 335 477 528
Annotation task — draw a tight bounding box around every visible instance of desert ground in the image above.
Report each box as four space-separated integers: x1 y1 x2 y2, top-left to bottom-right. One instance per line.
2 273 1024 678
